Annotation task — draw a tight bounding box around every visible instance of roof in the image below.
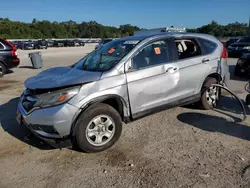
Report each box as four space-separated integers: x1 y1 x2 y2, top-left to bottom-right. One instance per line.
120 32 215 41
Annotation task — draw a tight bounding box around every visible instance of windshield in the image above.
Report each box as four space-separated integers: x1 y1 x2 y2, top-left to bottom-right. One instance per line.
238 36 250 43
73 39 140 71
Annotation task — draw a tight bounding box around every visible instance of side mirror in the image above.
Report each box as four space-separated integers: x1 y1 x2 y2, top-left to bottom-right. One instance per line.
125 59 132 72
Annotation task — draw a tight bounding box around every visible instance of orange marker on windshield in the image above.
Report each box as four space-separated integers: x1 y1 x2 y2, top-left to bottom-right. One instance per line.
154 47 161 54
108 48 115 54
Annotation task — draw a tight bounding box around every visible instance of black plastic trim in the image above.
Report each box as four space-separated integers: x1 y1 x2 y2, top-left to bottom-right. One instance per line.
132 94 201 120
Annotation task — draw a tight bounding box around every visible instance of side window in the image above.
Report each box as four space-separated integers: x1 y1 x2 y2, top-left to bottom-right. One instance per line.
132 40 170 70
174 38 202 60
198 38 217 55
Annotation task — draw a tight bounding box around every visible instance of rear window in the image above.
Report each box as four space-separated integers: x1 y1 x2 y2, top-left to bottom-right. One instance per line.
198 38 217 55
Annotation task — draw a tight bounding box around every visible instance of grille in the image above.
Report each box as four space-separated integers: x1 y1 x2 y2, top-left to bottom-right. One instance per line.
21 89 38 113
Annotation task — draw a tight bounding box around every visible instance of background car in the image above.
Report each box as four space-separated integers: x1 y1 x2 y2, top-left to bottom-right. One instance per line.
0 38 20 77
79 40 85 46
234 53 250 77
227 35 250 57
225 38 239 48
34 40 48 49
21 41 35 50
53 40 65 47
46 40 54 47
95 38 114 49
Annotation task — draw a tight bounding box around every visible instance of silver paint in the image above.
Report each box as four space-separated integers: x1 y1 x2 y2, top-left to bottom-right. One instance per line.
18 32 230 140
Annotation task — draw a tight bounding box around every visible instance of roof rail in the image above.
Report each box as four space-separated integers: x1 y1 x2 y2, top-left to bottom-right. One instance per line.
134 26 186 36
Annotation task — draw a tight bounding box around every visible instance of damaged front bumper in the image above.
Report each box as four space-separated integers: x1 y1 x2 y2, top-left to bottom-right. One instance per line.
16 101 79 145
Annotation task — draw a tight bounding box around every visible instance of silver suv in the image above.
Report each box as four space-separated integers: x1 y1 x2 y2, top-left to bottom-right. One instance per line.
17 31 230 152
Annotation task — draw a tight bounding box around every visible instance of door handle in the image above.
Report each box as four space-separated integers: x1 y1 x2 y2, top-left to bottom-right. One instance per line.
166 67 179 73
202 58 210 63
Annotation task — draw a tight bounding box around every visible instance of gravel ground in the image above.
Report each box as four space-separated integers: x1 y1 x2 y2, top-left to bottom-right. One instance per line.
1 45 250 188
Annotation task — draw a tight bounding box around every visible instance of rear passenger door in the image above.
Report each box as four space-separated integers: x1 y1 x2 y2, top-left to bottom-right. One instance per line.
173 37 210 97
197 37 221 77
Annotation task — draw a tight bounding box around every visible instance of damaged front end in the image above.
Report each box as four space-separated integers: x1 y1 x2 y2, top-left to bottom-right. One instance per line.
17 66 103 146
20 86 81 114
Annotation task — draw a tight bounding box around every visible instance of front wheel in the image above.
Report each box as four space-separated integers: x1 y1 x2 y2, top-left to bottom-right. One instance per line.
72 103 122 153
200 77 219 110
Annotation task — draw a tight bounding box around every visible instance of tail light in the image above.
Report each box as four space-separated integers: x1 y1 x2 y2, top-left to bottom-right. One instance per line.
221 42 227 59
3 39 17 56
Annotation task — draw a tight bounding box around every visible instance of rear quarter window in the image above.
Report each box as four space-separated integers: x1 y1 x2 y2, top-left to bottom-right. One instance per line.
198 38 217 55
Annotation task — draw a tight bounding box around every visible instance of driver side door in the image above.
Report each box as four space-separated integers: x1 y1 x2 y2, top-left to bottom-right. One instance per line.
125 38 181 118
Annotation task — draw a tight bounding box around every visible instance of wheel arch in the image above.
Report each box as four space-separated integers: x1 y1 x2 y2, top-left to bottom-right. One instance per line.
201 72 222 89
206 73 222 82
70 94 129 136
0 59 7 67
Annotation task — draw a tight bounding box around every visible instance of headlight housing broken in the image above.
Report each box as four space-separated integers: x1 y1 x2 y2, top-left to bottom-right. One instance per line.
34 86 80 108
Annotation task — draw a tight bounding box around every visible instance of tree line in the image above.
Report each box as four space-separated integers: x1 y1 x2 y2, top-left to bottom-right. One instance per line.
0 18 248 39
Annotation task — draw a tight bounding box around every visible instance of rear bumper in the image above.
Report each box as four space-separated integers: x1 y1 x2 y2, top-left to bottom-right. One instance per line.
6 57 20 69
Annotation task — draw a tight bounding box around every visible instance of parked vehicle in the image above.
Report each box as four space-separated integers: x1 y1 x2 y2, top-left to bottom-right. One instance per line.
53 40 65 47
227 36 250 57
11 41 21 49
65 40 81 47
95 38 114 49
234 53 250 77
21 41 35 50
34 40 48 49
79 40 85 46
47 40 54 48
0 39 20 77
225 38 239 48
17 29 229 152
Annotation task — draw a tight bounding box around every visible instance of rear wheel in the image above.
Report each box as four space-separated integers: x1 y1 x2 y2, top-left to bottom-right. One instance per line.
72 103 122 153
200 77 219 110
0 62 6 77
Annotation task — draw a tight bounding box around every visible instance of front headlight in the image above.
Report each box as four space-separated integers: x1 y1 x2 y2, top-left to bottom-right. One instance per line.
34 86 80 108
243 46 250 50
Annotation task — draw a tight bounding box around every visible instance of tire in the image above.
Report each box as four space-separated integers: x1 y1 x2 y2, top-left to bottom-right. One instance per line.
246 94 250 105
234 64 241 77
200 77 219 110
0 62 6 77
72 103 122 153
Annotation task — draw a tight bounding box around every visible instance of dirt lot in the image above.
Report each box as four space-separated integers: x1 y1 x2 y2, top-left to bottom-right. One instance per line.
1 45 250 188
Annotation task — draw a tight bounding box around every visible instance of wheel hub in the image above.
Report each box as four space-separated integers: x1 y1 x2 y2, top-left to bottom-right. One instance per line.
206 86 218 105
85 115 115 146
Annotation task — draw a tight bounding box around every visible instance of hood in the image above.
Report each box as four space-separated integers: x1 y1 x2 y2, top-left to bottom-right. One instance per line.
24 67 102 90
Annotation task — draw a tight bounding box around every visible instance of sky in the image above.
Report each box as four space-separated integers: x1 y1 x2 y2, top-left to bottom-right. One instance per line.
0 0 249 29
